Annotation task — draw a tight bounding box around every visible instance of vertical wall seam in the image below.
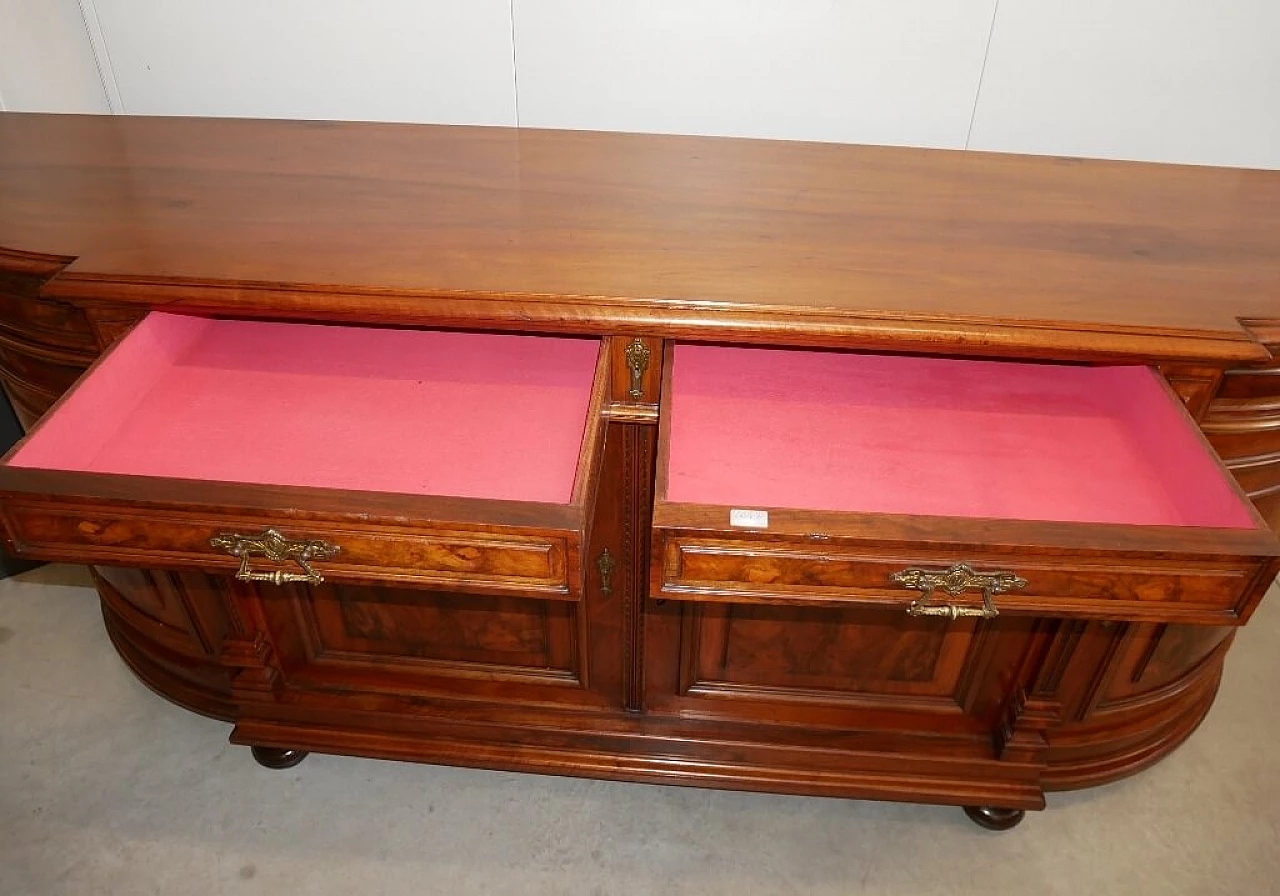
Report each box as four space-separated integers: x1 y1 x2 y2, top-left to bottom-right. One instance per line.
77 0 126 113
965 0 1001 150
0 85 8 111
509 0 521 126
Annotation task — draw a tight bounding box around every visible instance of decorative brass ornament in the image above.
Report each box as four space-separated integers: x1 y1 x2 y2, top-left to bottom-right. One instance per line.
209 527 341 586
890 562 1027 620
596 547 617 595
624 339 651 401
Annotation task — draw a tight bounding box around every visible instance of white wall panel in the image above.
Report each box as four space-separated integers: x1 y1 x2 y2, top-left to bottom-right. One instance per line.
89 0 517 125
970 0 1280 168
512 0 998 149
0 0 109 112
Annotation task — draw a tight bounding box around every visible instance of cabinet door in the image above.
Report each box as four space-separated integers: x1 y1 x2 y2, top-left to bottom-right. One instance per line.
257 580 619 710
646 598 1035 741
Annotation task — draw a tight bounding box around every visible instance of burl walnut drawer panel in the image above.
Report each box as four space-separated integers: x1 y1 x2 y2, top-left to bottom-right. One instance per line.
1 498 574 596
0 314 609 598
655 530 1272 623
653 345 1280 626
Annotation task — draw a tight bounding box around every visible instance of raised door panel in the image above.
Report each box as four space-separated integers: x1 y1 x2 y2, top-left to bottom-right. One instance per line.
1097 623 1233 707
289 588 581 680
266 584 591 700
314 587 572 669
91 565 237 720
684 604 966 698
647 598 1034 739
1034 619 1236 791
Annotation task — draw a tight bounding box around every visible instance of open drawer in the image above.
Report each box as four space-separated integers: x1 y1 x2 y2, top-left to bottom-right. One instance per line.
652 345 1280 625
0 313 609 599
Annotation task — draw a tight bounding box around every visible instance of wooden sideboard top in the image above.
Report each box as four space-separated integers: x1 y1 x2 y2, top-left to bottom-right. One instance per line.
1 113 1277 361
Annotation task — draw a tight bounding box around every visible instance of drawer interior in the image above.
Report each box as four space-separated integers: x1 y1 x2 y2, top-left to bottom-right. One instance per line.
9 312 602 504
664 344 1258 530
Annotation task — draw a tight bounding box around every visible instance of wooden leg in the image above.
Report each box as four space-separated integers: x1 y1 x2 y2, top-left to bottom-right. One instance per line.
963 806 1026 831
250 746 309 770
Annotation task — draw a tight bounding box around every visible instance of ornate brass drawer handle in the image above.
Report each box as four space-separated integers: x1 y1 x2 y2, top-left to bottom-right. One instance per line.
209 528 341 586
890 562 1027 620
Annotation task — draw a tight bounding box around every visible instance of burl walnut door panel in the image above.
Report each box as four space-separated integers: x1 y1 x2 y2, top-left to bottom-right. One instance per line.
646 598 1034 739
653 344 1280 626
0 313 611 599
257 582 618 709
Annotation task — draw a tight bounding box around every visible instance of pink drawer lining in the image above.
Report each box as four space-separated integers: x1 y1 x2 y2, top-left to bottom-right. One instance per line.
10 313 601 504
667 345 1257 529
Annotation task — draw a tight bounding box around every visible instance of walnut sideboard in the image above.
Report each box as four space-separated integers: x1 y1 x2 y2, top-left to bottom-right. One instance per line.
2 114 1279 831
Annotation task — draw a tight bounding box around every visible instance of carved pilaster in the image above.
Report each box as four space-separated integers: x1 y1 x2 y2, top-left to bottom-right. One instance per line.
621 424 656 712
220 631 282 702
997 688 1061 765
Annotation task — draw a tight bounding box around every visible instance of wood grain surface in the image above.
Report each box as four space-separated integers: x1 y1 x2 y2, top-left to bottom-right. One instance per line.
1 114 1277 360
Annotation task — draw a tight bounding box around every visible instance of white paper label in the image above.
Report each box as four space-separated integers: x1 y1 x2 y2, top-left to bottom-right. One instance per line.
729 508 769 528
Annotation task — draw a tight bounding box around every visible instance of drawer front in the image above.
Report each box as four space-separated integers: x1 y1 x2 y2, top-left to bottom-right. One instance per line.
1204 418 1280 463
1252 490 1280 531
653 530 1278 625
0 338 91 397
1202 389 1280 471
0 375 60 429
0 287 98 353
0 315 611 600
1224 451 1280 498
1 497 581 599
656 343 1280 630
1216 367 1280 401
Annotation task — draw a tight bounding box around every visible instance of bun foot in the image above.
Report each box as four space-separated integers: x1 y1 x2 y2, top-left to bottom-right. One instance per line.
251 746 309 769
963 806 1025 831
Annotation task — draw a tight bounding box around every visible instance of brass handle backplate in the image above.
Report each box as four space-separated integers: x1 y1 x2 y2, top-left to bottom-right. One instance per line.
624 339 651 401
596 547 617 595
210 527 340 586
890 562 1027 620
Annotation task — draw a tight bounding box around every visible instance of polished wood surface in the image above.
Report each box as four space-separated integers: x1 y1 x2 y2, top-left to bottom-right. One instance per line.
1 114 1279 826
1 114 1279 361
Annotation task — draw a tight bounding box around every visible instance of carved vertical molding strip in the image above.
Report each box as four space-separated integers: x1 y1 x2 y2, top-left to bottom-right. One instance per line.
620 424 655 712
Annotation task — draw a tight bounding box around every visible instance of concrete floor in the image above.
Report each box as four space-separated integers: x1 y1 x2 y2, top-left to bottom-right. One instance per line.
1 566 1278 896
